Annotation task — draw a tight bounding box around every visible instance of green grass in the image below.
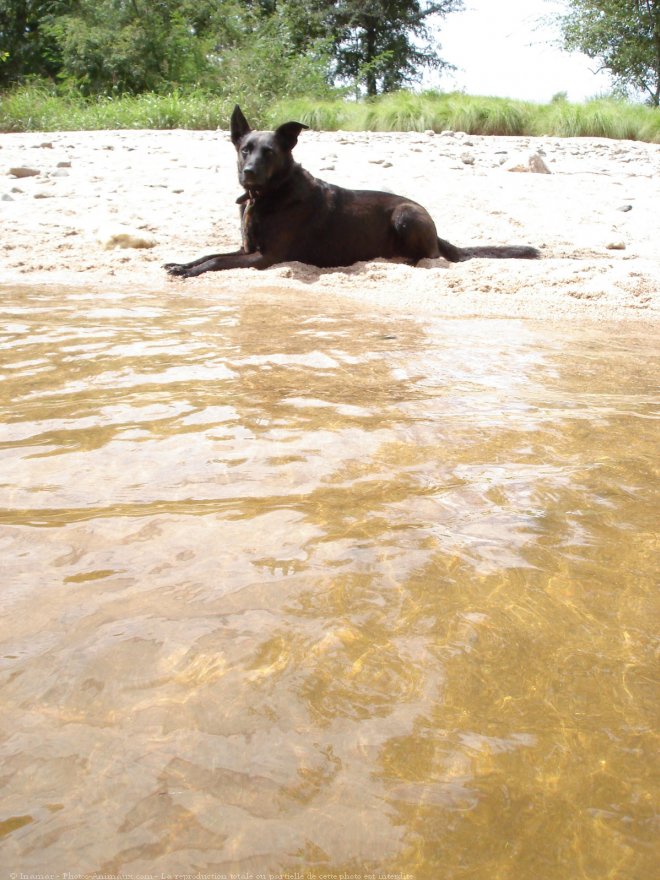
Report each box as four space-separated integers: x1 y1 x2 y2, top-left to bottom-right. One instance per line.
267 92 660 142
1 83 659 142
0 84 235 132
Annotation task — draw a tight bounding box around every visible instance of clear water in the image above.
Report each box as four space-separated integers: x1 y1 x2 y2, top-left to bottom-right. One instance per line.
0 285 657 879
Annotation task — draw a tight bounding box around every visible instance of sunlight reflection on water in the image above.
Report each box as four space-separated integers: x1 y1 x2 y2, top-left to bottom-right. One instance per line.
0 284 657 879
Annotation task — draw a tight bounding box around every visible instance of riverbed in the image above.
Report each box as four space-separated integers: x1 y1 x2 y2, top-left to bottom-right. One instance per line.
1 283 657 878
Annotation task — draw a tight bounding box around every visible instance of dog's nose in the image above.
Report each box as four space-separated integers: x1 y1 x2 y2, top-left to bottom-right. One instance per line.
242 168 257 183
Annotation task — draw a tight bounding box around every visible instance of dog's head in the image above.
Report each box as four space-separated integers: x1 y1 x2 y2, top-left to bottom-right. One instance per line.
230 105 308 194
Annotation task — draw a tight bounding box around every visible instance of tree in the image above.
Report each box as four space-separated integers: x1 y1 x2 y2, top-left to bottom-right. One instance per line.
0 0 62 86
326 0 464 96
1 0 335 97
558 0 660 106
0 0 465 100
41 0 217 95
211 1 336 113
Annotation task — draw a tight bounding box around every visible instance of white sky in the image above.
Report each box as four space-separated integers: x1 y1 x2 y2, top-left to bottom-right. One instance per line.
427 0 614 102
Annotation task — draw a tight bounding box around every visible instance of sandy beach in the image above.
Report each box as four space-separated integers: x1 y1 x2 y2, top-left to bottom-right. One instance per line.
1 126 658 320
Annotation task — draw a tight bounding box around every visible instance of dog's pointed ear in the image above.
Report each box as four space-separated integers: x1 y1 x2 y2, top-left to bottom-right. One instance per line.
231 105 251 147
274 121 309 151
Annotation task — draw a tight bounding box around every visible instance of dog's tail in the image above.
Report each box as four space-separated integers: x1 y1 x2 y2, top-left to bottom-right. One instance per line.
437 237 540 262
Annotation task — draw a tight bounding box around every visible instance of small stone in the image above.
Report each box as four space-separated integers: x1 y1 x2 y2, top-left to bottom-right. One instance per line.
39 142 53 149
1 193 14 201
606 241 626 250
9 167 40 178
424 129 435 136
528 152 551 174
57 161 72 168
617 204 633 212
461 153 475 165
504 152 551 174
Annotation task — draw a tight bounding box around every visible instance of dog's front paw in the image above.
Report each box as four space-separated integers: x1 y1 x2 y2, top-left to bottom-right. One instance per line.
164 262 191 277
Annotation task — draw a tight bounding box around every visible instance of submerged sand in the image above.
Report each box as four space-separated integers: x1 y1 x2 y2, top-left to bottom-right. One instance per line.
1 127 658 320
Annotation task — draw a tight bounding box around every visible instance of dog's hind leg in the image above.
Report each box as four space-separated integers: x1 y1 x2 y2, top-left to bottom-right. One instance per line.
391 203 458 263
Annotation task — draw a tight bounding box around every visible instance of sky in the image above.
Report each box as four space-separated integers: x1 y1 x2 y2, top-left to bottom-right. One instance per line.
426 0 614 102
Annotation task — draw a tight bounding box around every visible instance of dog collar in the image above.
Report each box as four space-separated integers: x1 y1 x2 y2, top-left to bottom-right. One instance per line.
237 188 264 204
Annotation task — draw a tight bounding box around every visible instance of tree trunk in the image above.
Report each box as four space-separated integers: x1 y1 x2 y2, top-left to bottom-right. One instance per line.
365 26 377 96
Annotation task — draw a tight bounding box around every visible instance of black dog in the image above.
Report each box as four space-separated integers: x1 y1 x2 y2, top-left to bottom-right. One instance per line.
164 105 539 278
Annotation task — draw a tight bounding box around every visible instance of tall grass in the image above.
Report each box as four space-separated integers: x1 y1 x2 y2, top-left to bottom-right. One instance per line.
1 82 659 143
267 91 660 142
0 83 234 131
263 92 536 135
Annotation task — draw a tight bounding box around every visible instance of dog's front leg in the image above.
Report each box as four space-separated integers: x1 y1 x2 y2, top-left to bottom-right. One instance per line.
164 250 274 278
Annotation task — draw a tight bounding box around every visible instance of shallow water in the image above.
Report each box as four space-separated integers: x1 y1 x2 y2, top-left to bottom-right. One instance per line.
0 284 657 880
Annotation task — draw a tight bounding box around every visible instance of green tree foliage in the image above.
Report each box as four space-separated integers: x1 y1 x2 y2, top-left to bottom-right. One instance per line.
41 0 215 94
558 0 660 106
0 0 463 100
325 0 464 96
210 1 336 113
0 0 61 83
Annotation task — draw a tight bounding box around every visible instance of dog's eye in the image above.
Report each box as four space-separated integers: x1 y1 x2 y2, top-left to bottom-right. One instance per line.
262 146 274 155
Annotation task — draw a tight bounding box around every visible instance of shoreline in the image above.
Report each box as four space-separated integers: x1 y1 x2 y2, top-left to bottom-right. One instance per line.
2 128 658 321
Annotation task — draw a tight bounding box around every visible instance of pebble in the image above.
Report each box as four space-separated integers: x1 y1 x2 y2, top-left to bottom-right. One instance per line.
505 152 551 174
528 153 551 173
617 204 633 212
9 167 40 178
606 241 626 250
